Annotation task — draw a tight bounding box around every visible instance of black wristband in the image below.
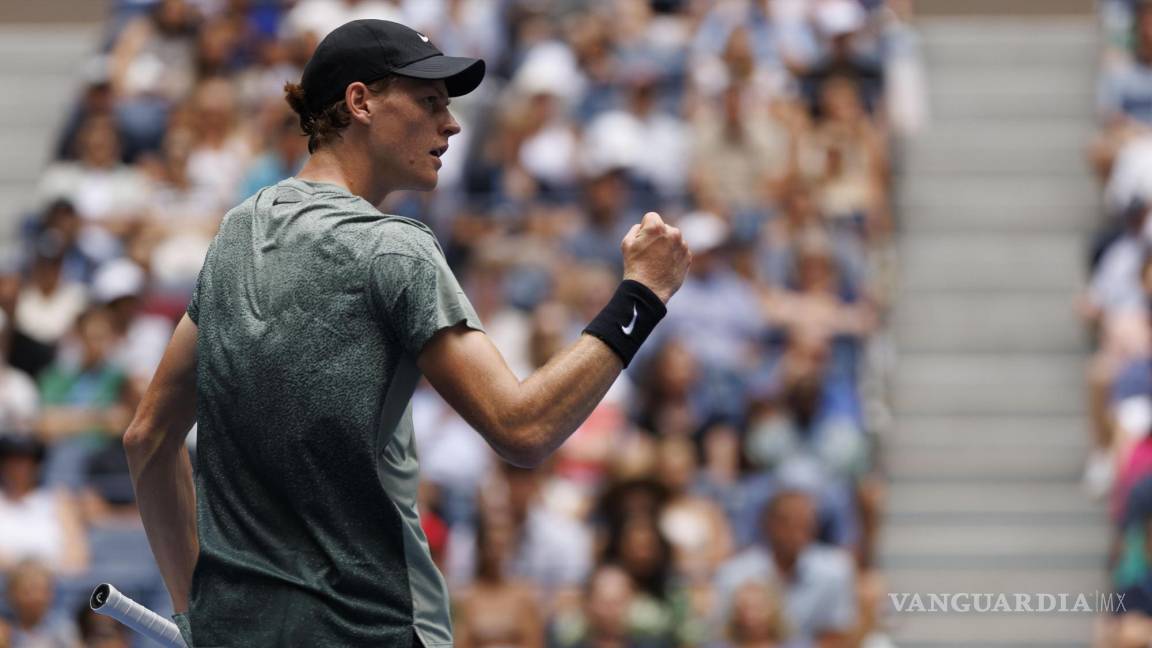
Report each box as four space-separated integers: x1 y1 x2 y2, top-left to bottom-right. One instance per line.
583 280 667 368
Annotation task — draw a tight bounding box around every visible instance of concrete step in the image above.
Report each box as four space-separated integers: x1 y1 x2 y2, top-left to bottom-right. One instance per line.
918 18 1097 47
0 27 101 57
901 175 1097 207
895 293 1084 353
929 67 1094 102
886 565 1107 592
885 443 1085 480
894 353 1086 416
898 199 1100 234
887 414 1088 447
887 611 1099 647
887 480 1098 516
899 232 1085 293
905 139 1089 172
916 0 1094 16
0 129 59 182
900 177 1098 212
930 90 1096 121
881 521 1109 558
904 147 1090 178
902 120 1092 175
0 76 77 115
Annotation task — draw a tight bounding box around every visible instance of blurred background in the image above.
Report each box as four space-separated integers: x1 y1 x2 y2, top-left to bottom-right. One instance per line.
0 0 1143 646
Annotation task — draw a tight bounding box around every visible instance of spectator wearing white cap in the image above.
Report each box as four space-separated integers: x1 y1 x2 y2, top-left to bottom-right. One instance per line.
282 0 403 42
92 259 173 392
493 41 586 203
655 212 765 423
800 0 884 117
581 70 689 203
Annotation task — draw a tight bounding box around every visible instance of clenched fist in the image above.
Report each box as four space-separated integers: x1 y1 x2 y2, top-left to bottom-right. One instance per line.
621 212 692 304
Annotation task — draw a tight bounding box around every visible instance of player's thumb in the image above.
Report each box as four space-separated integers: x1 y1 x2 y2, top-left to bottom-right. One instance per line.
641 211 664 230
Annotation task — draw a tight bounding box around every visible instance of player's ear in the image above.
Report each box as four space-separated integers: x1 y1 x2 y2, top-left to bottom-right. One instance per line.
345 81 372 125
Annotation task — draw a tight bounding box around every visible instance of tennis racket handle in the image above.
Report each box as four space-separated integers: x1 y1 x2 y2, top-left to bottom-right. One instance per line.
90 583 187 648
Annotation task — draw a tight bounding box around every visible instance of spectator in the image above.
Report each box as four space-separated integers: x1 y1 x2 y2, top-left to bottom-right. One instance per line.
800 0 885 117
720 579 795 648
0 436 88 575
282 0 403 42
236 108 309 201
3 560 76 648
1100 2 1152 128
91 259 172 390
658 212 765 424
183 78 256 211
599 513 695 646
714 489 857 646
109 0 200 155
749 334 867 476
452 505 545 648
689 81 792 218
655 435 733 582
581 71 688 202
10 236 89 380
761 233 877 348
36 308 132 490
552 564 666 648
800 74 890 242
449 462 593 596
35 115 149 237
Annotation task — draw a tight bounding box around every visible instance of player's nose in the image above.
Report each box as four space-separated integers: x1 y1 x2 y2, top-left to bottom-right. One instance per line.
442 111 461 138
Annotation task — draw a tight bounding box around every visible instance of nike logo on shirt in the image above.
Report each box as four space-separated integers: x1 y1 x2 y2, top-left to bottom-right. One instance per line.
621 305 638 335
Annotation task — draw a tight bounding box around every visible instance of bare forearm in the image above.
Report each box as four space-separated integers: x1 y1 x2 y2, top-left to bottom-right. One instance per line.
125 435 198 612
498 334 623 465
420 326 625 468
123 314 201 612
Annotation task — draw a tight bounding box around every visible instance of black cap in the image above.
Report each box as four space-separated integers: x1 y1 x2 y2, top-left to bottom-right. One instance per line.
300 19 485 115
0 434 46 462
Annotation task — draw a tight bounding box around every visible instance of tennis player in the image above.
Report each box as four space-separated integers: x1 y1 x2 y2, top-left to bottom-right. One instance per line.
123 19 690 648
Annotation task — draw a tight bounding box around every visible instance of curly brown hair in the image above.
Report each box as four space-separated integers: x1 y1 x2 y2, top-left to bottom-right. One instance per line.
283 78 393 153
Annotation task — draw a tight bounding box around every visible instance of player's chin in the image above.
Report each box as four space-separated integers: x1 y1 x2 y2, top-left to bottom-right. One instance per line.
412 169 439 191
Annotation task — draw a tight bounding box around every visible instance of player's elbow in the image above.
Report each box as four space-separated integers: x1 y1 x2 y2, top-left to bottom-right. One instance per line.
487 425 552 469
122 425 157 459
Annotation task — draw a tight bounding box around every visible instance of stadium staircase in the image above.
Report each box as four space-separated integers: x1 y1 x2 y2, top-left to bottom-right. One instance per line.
883 10 1110 646
0 14 102 257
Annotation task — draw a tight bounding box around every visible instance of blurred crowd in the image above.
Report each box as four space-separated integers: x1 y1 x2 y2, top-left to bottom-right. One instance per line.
1086 0 1152 645
0 0 927 646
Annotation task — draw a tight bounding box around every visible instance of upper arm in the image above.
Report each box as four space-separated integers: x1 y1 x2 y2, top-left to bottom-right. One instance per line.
124 314 198 450
417 324 522 450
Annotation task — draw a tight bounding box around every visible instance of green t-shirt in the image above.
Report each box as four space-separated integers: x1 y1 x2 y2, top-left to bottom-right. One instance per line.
182 178 482 647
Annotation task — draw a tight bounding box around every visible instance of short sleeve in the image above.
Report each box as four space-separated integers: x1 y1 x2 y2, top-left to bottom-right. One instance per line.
368 249 484 357
186 251 209 325
187 279 201 325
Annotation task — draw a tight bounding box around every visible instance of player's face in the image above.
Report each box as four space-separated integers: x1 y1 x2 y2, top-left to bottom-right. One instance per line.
368 77 460 192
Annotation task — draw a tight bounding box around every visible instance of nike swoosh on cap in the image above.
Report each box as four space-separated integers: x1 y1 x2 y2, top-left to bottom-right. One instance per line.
621 305 638 336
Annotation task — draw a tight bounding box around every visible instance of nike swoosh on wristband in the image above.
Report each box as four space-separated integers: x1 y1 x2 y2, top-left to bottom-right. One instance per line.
621 305 638 335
